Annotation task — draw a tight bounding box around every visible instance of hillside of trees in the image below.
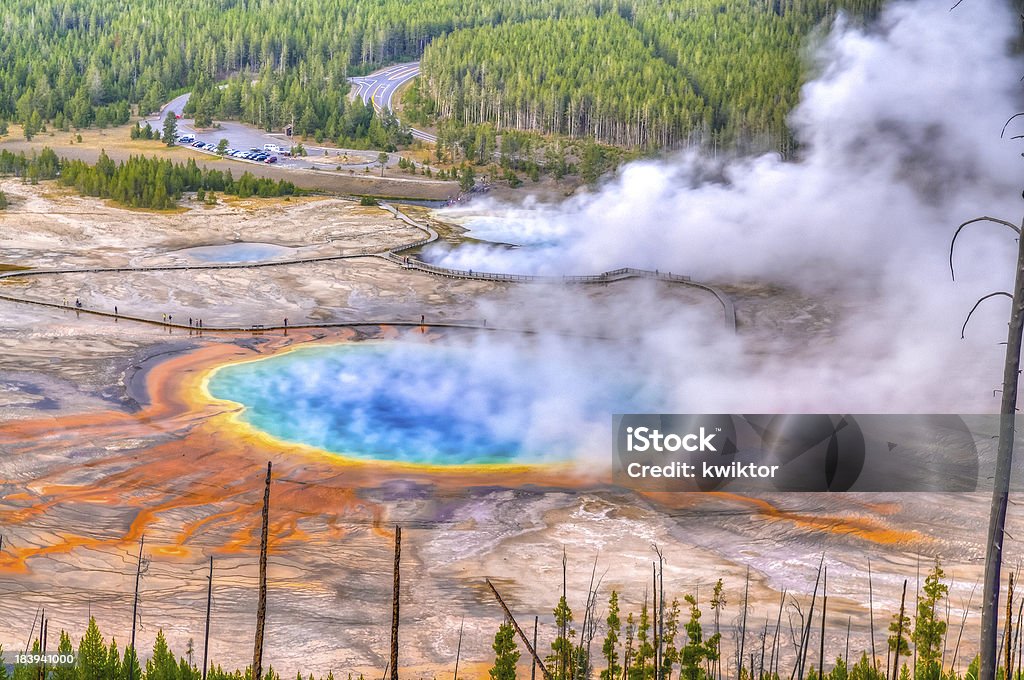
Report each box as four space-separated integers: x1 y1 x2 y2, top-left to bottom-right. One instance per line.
0 0 622 141
416 0 884 152
1 0 880 154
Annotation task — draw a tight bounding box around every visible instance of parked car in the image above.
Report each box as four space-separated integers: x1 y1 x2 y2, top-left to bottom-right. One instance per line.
265 156 278 164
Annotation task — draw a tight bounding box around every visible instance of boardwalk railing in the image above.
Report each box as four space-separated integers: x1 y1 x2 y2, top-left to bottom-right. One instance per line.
0 200 737 333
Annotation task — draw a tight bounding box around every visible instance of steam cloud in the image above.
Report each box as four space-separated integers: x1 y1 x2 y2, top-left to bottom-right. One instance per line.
278 0 1023 465
415 0 1024 444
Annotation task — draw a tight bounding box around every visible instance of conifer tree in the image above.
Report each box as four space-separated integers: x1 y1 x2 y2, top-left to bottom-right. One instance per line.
163 115 177 146
490 621 520 680
78 617 107 680
912 561 948 680
602 591 623 680
50 631 76 680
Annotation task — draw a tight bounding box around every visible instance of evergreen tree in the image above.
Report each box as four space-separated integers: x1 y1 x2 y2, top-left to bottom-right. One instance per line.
888 610 911 658
630 599 655 680
146 630 179 680
163 115 177 146
121 644 142 680
50 632 76 680
662 598 681 680
490 621 520 680
78 617 107 680
459 165 475 192
602 591 623 680
13 639 41 680
549 595 576 680
679 595 719 680
106 639 122 680
912 561 948 680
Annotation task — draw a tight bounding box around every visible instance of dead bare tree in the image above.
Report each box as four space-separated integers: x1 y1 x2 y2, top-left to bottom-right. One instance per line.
532 616 539 680
741 567 750 680
951 212 1024 680
952 580 980 673
892 580 908 680
769 589 786 679
128 535 146 680
252 462 272 680
202 555 213 680
653 545 666 680
390 525 401 680
845 617 852 671
453 617 464 680
796 556 825 680
38 611 47 680
759 618 769 680
869 558 879 674
914 556 921 680
819 568 827 680
788 604 805 680
22 606 40 658
485 578 553 680
578 554 605 680
942 574 955 673
1008 574 1016 680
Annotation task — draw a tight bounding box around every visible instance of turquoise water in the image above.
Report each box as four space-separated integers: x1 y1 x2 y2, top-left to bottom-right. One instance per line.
174 242 294 263
207 343 625 464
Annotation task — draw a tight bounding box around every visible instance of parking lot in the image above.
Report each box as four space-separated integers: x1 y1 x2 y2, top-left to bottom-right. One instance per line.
151 93 393 172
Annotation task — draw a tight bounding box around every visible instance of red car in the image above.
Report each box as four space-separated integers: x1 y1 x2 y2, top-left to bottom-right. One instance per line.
264 156 278 164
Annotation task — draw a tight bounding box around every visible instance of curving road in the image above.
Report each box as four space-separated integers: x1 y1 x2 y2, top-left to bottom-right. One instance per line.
349 62 437 144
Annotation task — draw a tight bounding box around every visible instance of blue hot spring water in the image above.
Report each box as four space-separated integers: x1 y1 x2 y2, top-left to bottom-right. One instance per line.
206 343 641 465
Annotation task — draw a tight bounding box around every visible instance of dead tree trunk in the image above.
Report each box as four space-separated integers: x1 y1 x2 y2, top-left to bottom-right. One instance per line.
1008 574 1016 680
869 558 878 674
533 616 539 680
797 557 825 680
252 462 272 680
390 525 402 680
818 570 827 680
770 590 786 679
38 613 47 680
952 216 1024 680
129 535 145 680
845 617 851 671
892 580 908 680
203 555 213 680
486 578 553 680
654 562 660 680
453 617 464 680
741 566 750 680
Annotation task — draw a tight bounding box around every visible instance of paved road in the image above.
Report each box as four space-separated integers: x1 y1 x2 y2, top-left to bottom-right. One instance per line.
349 62 438 144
